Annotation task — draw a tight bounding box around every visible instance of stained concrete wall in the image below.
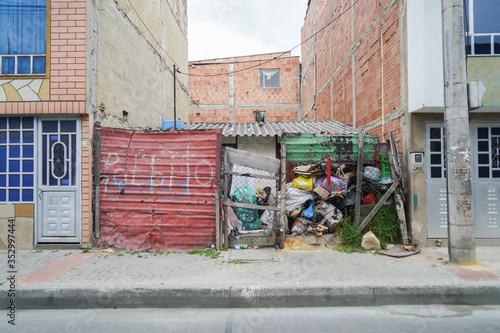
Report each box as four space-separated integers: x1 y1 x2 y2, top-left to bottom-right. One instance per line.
0 204 34 250
467 57 500 109
93 0 188 129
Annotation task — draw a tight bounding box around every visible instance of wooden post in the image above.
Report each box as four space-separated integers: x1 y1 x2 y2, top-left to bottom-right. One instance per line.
215 189 220 250
93 129 102 239
389 132 409 245
223 150 230 248
278 143 287 249
354 128 365 226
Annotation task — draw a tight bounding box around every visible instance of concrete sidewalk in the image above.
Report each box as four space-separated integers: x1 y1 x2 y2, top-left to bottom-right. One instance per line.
1 244 499 309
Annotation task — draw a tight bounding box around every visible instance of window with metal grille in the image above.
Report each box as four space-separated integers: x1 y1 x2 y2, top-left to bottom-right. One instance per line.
0 0 48 76
429 126 447 179
0 117 35 202
477 127 500 178
466 0 500 56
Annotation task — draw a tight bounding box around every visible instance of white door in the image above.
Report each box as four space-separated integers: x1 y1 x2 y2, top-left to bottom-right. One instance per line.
37 119 81 243
471 123 500 238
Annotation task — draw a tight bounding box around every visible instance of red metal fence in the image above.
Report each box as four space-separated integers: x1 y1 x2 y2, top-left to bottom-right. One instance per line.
96 127 221 251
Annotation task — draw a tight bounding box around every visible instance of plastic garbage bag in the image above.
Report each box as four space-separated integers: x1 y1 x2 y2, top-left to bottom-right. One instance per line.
313 201 342 225
286 186 314 212
291 175 315 190
363 166 381 181
227 207 243 231
291 218 308 235
232 187 261 230
314 176 347 192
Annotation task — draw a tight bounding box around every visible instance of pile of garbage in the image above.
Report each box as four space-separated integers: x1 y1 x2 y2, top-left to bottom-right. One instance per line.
285 161 391 236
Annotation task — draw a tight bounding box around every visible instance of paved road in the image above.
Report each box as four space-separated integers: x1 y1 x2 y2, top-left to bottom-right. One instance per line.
3 305 500 333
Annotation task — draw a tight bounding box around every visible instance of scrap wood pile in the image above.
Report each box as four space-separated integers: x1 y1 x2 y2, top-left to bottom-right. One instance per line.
285 159 394 237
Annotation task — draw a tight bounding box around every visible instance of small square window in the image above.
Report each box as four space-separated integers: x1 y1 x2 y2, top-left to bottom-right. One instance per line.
259 69 280 88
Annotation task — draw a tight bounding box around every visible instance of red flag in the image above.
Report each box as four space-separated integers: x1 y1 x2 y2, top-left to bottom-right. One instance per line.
327 154 331 189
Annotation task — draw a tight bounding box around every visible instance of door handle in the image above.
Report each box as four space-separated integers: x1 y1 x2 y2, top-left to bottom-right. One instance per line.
38 190 42 200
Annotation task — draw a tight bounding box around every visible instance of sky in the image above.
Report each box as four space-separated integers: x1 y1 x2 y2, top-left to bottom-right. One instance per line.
187 0 309 61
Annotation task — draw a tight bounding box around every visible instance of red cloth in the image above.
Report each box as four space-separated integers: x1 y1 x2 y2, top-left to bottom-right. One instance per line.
327 154 331 189
361 193 378 205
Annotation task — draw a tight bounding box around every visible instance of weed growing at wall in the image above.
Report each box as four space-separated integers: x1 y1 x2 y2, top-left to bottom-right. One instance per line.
337 202 401 253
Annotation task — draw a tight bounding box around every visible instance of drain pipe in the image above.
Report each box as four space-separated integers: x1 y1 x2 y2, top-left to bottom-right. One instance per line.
173 64 177 130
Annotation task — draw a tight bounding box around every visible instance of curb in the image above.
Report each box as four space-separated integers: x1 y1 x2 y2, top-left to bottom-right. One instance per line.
11 284 500 309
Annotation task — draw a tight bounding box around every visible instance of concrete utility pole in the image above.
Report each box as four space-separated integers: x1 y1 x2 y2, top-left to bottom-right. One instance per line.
442 0 476 264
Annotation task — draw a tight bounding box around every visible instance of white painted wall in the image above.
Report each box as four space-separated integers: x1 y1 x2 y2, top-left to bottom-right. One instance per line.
237 136 277 160
407 0 445 113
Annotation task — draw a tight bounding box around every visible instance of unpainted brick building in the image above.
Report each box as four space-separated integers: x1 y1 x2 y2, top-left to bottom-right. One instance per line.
302 0 500 245
188 52 301 123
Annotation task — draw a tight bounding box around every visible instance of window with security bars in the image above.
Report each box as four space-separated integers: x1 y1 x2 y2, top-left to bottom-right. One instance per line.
0 117 35 202
477 127 500 178
429 127 447 179
0 0 48 76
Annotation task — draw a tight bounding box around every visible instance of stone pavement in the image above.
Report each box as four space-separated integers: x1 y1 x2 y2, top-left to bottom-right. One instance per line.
0 244 499 309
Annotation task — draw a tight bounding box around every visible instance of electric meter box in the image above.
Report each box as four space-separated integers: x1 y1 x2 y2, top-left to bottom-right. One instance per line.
410 152 424 170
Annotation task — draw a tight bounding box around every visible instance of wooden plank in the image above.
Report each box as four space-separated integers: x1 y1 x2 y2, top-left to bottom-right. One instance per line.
389 131 405 191
388 133 409 245
357 179 399 233
215 189 220 250
279 143 287 249
354 128 364 226
225 170 279 181
224 200 280 212
395 192 409 245
94 129 102 239
225 147 280 174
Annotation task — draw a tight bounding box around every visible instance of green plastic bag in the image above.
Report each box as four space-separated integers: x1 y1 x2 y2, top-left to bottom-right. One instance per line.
232 187 261 230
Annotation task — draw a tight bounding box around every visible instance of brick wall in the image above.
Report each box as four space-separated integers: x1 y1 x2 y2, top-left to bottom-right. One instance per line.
0 0 92 245
0 0 86 112
189 52 301 123
50 0 86 102
301 0 403 144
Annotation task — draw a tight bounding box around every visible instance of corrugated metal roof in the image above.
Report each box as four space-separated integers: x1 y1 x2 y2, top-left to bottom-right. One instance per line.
183 120 358 137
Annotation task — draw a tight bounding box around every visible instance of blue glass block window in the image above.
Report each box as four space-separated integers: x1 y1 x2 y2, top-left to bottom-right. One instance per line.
0 0 48 75
0 117 35 202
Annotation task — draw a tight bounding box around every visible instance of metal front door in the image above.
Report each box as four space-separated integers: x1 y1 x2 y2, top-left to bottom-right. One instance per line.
471 123 500 238
425 123 448 238
426 122 500 238
37 119 81 243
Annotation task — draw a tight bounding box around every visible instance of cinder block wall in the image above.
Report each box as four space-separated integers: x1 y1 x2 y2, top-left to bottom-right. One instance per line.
301 0 403 146
189 52 302 123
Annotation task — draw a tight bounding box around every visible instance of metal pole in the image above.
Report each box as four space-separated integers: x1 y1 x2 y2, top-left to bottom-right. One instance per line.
173 64 177 130
442 0 476 264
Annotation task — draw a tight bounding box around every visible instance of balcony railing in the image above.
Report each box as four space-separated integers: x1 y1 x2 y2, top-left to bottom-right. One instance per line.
468 33 500 56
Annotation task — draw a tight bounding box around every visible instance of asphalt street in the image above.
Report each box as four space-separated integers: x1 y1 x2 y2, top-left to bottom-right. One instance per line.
3 305 500 333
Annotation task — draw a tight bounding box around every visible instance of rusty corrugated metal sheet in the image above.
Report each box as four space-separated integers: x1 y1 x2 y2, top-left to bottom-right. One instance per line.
281 133 380 164
97 127 221 251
